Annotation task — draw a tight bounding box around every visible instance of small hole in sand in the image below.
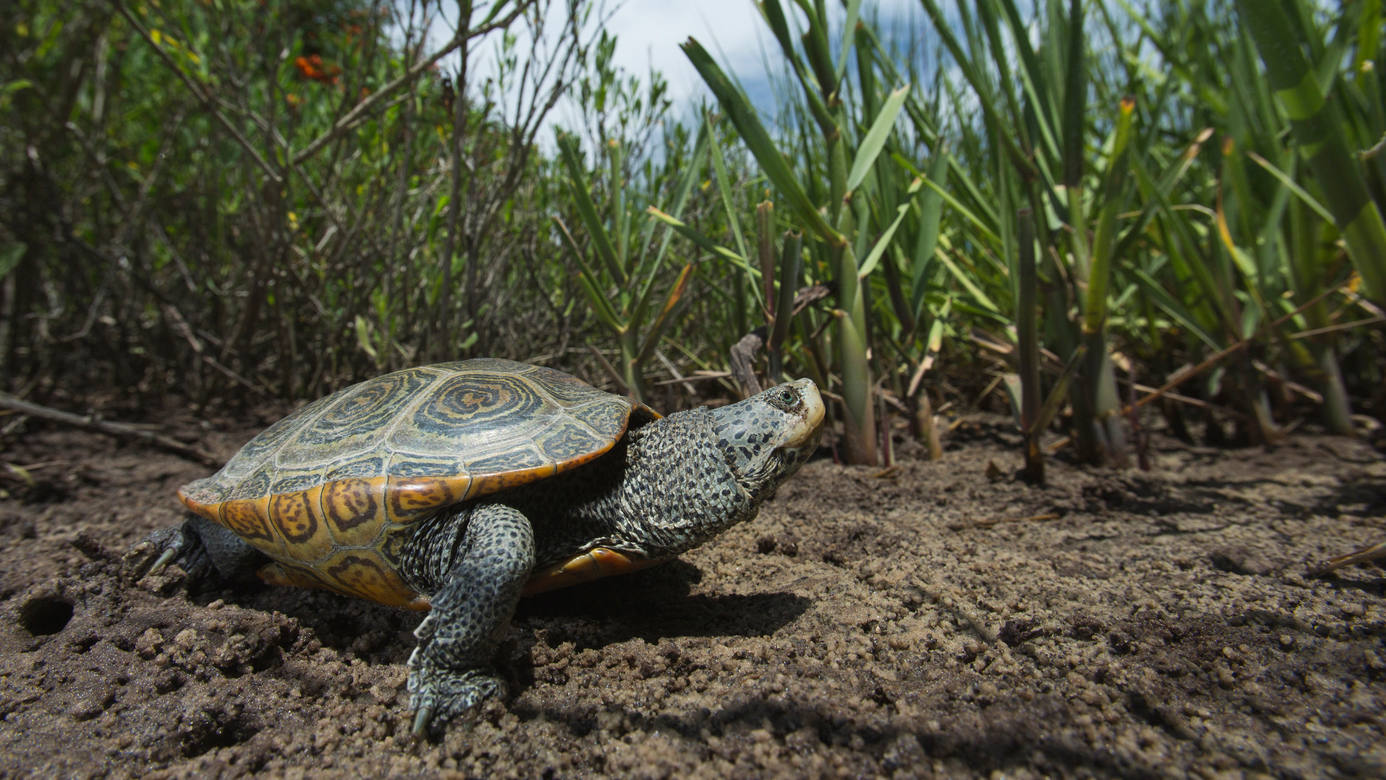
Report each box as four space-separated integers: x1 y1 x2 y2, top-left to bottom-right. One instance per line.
19 596 74 636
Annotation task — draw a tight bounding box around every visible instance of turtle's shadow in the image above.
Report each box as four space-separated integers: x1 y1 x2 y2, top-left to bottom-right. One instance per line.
514 559 810 644
218 558 806 663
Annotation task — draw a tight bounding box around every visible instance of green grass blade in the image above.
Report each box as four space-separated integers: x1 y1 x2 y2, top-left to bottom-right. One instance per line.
706 111 751 263
1033 343 1088 435
635 262 696 366
1244 150 1335 223
1131 269 1222 351
1084 97 1136 335
837 0 865 82
770 231 803 351
646 207 757 274
911 150 949 320
682 38 842 246
846 84 910 194
1061 0 1085 189
916 171 1001 246
938 249 1001 313
857 197 913 279
558 134 627 286
1237 0 1386 303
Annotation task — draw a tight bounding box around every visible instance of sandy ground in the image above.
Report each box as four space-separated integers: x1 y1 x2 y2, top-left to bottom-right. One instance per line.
1 411 1384 779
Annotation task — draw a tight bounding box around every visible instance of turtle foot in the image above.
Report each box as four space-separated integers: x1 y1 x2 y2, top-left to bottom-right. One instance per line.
406 663 505 738
125 524 210 582
126 516 266 588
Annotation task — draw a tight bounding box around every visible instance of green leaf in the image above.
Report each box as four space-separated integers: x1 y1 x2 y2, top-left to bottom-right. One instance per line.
681 38 842 246
938 250 1001 313
912 151 949 319
770 231 803 351
557 134 626 286
574 272 626 336
1033 344 1088 435
1060 0 1086 188
0 242 26 280
0 80 34 109
1244 150 1334 224
354 316 377 360
1131 270 1222 351
631 120 712 328
846 84 910 195
917 172 1001 246
858 180 921 279
1084 97 1136 335
636 262 696 366
706 110 751 263
553 216 626 334
646 207 754 270
837 0 865 81
1237 0 1386 303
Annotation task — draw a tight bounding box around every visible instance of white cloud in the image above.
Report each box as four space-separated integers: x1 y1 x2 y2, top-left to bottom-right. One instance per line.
601 0 920 110
407 0 924 144
600 0 771 106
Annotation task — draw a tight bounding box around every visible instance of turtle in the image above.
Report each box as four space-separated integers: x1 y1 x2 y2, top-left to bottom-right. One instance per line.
131 358 824 736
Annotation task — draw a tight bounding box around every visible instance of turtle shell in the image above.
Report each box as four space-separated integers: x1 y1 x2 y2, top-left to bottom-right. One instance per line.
178 358 658 609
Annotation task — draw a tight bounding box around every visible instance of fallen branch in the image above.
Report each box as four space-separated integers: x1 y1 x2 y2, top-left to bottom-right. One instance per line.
729 328 767 398
0 394 221 468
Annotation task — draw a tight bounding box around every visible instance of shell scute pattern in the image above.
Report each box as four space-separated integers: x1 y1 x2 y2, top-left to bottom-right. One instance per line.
323 456 385 481
321 477 386 546
387 476 463 523
433 357 536 374
177 359 652 609
269 487 332 560
536 423 606 462
268 473 321 496
464 445 552 480
378 524 412 569
393 372 551 454
277 367 435 469
572 399 636 439
322 550 427 608
226 465 274 502
387 455 467 478
528 366 611 403
221 499 279 551
216 393 334 484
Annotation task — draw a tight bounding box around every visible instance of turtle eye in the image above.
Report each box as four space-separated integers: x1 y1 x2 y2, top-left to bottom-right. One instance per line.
776 388 798 408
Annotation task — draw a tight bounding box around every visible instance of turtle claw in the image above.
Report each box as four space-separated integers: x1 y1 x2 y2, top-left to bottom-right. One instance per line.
411 707 434 739
124 526 194 581
1312 541 1386 577
406 665 504 739
150 545 181 575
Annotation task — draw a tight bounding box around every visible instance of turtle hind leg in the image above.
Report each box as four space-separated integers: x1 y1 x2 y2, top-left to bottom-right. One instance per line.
128 514 268 587
407 503 534 738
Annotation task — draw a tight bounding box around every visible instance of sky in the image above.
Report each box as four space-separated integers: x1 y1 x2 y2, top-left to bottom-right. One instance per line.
595 0 919 114
421 0 925 139
596 0 781 111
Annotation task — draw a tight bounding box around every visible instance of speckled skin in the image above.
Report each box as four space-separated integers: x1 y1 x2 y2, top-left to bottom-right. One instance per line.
136 376 823 736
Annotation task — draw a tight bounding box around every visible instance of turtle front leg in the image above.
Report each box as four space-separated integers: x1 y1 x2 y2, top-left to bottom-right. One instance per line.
127 515 267 586
408 503 534 737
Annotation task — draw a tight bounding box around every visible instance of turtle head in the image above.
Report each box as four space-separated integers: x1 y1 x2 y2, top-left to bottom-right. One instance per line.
709 378 825 503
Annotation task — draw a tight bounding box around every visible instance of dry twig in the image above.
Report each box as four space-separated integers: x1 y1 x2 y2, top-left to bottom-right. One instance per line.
0 394 220 468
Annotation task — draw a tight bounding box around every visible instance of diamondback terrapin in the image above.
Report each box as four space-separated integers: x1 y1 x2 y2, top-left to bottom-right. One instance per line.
133 358 824 736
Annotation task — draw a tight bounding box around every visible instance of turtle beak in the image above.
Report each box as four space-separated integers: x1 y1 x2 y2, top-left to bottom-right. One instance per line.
786 378 825 448
761 378 823 482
